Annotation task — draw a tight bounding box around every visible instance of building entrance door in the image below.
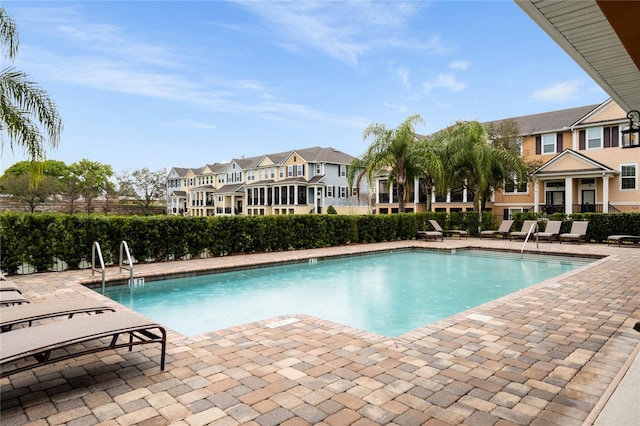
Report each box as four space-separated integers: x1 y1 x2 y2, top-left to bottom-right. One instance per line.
581 189 596 212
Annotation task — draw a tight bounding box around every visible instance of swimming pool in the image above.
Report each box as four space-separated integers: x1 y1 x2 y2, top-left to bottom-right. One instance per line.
104 249 593 337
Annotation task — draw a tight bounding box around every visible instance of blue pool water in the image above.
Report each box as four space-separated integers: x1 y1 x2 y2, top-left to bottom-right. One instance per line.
104 249 593 337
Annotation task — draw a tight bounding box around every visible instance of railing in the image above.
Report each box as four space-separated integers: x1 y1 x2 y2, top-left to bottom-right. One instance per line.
608 204 622 213
520 222 539 259
91 242 106 293
119 241 134 287
572 204 602 213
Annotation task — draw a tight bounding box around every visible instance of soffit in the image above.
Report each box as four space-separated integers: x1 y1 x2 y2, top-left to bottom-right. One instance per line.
515 0 640 113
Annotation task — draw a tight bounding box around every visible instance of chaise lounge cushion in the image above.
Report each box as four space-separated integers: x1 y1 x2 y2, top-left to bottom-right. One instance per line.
0 310 166 377
1 297 116 331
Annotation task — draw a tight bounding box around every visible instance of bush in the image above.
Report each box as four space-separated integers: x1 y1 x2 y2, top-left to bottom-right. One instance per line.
326 205 337 214
2 211 639 275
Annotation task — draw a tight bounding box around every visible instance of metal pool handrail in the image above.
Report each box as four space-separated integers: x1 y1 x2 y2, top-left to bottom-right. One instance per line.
119 241 134 286
520 222 539 258
91 241 106 292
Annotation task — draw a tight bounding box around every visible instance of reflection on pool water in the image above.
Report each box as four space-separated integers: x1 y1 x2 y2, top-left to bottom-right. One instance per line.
104 249 593 337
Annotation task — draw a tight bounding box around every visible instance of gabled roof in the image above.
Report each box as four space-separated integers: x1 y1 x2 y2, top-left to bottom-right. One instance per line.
487 104 600 135
214 183 245 194
169 190 187 197
204 163 227 174
534 149 619 177
294 146 354 164
167 167 191 178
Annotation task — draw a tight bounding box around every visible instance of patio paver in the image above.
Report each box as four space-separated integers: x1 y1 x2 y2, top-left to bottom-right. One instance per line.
1 239 639 425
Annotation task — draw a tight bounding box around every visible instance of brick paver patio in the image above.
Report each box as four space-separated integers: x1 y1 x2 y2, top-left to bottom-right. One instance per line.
1 238 639 425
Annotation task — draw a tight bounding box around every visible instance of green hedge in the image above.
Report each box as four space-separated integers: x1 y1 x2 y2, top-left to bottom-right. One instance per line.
1 212 639 274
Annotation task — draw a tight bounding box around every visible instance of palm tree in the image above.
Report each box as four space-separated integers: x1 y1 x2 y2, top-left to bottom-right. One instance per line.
444 120 526 212
350 114 424 213
0 7 62 170
413 135 445 212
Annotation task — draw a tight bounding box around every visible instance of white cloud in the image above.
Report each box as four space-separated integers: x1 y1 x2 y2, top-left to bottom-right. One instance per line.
449 60 470 70
383 102 409 114
397 67 410 90
423 73 467 94
531 80 581 101
236 1 447 65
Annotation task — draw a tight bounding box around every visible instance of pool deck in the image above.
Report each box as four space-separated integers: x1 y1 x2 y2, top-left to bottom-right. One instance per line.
1 238 639 426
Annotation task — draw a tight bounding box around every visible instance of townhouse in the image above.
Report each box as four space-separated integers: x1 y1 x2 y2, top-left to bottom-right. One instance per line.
166 147 371 216
373 99 639 218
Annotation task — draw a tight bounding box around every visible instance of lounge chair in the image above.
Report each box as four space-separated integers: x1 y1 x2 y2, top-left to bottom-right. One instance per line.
606 235 640 246
560 221 589 244
537 220 562 242
0 291 29 307
479 220 513 239
509 220 539 240
428 220 468 239
0 281 21 293
1 297 116 332
416 229 443 241
0 310 167 377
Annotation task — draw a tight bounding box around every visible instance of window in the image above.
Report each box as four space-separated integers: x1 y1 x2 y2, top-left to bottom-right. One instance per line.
621 164 637 190
247 171 255 181
270 167 275 178
326 186 334 197
316 163 322 175
340 186 348 198
287 165 294 177
297 164 303 176
279 167 284 178
587 127 602 149
514 138 522 155
340 165 347 177
504 174 528 194
542 133 556 154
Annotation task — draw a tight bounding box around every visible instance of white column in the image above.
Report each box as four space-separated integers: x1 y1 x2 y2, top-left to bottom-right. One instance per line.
414 179 420 207
231 195 235 215
602 175 610 213
565 177 573 214
534 179 539 213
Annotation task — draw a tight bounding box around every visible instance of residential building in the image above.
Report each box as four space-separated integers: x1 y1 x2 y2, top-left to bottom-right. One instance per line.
166 147 371 216
373 98 639 218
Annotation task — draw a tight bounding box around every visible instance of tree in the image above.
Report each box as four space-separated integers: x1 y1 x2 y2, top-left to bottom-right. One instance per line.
443 121 526 213
2 159 67 189
0 8 63 176
67 159 114 214
350 115 424 213
413 136 445 212
117 167 167 215
0 173 57 212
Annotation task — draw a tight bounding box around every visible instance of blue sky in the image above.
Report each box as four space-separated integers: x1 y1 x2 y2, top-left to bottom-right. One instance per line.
1 1 608 175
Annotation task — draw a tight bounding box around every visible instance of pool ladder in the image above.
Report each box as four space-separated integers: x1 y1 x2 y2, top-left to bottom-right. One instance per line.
92 241 134 293
520 223 539 259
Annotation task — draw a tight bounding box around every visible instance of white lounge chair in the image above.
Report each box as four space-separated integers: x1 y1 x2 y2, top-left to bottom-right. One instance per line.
560 221 589 244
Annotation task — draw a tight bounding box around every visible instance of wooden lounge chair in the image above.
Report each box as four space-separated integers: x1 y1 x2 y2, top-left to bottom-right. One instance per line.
1 297 116 332
560 221 589 244
537 220 562 242
0 290 29 307
509 220 539 240
606 235 640 246
479 220 513 239
0 310 167 377
428 220 468 239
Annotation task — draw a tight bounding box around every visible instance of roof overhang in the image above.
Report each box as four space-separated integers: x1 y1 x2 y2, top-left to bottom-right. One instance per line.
515 0 640 112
